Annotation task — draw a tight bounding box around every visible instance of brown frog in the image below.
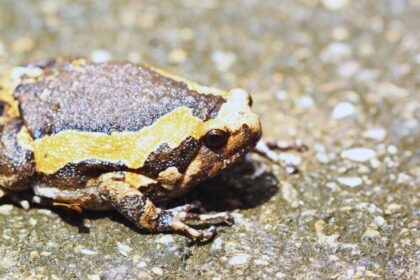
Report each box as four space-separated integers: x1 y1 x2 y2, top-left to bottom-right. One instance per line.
0 58 306 239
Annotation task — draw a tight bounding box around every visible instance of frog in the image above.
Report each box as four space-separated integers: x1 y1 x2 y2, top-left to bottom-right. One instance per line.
0 58 307 239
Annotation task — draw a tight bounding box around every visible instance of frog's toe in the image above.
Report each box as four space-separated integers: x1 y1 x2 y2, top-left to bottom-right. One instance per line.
262 138 309 152
166 202 233 227
254 139 306 173
183 212 234 227
169 200 203 213
159 216 217 240
159 206 233 239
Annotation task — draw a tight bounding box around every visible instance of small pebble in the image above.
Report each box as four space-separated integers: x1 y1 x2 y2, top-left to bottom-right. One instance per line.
212 51 236 72
296 95 315 109
80 248 98 255
341 148 376 162
337 61 360 78
326 181 339 191
155 235 174 244
366 271 381 278
29 218 38 226
275 90 288 101
88 275 101 280
331 102 355 119
0 205 13 215
358 165 370 174
362 127 387 141
322 42 352 62
374 216 387 228
321 0 349 10
152 267 163 276
211 237 224 251
337 177 363 187
137 261 147 268
132 255 141 263
332 26 349 41
90 49 112 63
415 53 420 64
19 200 30 210
0 41 5 58
254 258 269 266
11 37 34 53
316 151 330 163
363 228 380 239
370 158 381 169
36 209 52 216
40 251 52 257
275 272 286 279
127 51 142 63
385 203 402 215
168 48 187 64
396 173 411 184
117 242 133 257
281 181 299 208
229 253 250 266
30 251 40 259
387 145 398 154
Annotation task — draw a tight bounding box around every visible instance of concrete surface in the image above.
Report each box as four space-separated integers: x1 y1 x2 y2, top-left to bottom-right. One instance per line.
0 0 419 279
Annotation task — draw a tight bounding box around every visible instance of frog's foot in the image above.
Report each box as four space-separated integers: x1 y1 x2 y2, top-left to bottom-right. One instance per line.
157 206 233 240
99 172 231 240
254 139 308 174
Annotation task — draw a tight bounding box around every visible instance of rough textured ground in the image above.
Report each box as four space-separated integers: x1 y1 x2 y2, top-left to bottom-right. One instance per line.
0 0 419 279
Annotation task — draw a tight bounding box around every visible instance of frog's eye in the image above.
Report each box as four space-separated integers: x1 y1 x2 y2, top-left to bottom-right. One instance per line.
204 129 228 148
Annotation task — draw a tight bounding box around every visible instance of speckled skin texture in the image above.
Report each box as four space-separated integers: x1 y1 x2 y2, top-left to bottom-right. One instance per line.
16 59 225 138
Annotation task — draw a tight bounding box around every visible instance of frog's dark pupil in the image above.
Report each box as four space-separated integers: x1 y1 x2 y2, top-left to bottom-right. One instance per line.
204 129 228 148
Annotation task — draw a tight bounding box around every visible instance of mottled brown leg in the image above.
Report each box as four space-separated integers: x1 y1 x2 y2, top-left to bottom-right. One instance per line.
98 172 232 239
254 139 308 174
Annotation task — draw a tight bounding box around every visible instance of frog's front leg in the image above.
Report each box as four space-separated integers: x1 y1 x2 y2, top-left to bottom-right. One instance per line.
98 172 232 239
254 139 308 174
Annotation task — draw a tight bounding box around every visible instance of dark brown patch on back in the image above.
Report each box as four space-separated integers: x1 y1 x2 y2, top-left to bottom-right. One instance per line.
14 59 226 139
0 118 35 189
140 136 200 178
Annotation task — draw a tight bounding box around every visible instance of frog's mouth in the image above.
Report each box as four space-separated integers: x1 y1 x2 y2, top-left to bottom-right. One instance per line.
221 123 261 169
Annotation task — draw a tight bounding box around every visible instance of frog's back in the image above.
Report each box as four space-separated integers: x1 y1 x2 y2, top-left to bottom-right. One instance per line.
14 59 226 139
0 59 229 189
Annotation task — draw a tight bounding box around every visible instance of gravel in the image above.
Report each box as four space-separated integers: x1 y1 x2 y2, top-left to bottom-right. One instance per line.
0 0 418 279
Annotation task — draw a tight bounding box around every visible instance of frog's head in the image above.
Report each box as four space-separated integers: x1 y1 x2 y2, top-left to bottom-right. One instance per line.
180 88 261 188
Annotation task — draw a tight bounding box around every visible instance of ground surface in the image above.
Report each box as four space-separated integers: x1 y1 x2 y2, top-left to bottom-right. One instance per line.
0 0 419 279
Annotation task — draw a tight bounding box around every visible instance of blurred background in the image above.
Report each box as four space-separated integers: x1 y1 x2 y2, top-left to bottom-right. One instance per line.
0 0 419 279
